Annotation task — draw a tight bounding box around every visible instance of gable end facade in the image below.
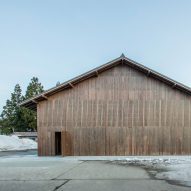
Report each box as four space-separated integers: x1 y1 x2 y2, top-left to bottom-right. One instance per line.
31 57 191 156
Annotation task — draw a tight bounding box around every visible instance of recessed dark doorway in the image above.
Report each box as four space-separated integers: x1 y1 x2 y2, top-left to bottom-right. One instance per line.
55 132 62 155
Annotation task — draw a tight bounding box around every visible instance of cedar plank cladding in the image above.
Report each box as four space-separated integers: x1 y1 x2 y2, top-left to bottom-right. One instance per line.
37 64 191 156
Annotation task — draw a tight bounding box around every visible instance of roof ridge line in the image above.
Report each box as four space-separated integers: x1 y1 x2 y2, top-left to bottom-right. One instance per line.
20 55 191 110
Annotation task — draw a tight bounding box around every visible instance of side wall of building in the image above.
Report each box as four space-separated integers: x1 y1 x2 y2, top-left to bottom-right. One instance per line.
37 64 191 156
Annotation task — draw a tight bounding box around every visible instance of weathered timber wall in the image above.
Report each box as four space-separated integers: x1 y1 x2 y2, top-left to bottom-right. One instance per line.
37 64 191 156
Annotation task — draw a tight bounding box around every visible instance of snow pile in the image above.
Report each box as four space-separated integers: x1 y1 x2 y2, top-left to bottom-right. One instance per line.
0 135 37 151
117 156 191 187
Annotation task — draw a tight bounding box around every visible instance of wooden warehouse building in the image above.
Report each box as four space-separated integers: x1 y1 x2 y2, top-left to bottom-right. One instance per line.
20 54 191 156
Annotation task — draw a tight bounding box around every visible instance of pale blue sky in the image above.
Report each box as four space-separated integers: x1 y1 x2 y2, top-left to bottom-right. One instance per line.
0 0 191 112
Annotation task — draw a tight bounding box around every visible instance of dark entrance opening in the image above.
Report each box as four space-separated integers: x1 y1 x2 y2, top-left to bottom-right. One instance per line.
55 132 62 155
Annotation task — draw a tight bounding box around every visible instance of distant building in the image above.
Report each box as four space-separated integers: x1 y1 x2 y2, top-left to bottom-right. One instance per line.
12 132 37 141
20 54 191 156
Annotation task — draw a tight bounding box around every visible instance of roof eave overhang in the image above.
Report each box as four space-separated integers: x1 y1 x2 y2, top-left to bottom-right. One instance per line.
20 55 191 111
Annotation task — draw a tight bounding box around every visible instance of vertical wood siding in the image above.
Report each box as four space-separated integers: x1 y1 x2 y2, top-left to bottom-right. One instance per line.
37 64 191 156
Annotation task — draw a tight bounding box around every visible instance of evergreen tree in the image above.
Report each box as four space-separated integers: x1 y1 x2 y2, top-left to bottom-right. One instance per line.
0 84 24 133
25 77 44 99
22 77 44 131
0 77 44 134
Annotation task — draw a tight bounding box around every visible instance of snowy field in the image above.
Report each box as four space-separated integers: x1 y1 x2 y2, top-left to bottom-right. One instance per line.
0 135 37 151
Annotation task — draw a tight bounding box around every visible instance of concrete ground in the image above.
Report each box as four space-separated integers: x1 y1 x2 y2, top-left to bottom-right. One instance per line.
0 150 37 157
0 154 190 191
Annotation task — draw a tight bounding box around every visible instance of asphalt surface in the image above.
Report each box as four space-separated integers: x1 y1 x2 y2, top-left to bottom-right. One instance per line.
0 153 190 191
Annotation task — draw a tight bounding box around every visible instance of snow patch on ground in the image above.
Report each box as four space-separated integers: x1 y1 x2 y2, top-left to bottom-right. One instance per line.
0 135 37 151
156 163 191 187
120 156 191 187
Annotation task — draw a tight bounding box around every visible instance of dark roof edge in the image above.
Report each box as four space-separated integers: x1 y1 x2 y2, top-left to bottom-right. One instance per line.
19 55 122 108
125 57 191 92
20 55 191 110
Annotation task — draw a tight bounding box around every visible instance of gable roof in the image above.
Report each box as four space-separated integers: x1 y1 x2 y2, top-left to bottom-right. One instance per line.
20 54 191 110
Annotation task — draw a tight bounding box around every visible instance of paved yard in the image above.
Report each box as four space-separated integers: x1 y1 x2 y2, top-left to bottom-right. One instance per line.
0 155 190 191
